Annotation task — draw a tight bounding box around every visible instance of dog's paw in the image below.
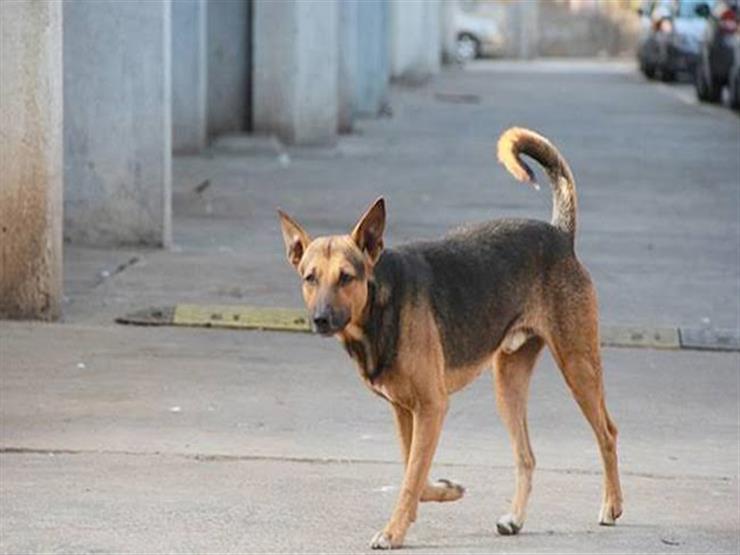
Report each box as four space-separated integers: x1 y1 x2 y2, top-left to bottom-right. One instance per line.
598 500 623 526
370 530 401 550
421 478 465 502
496 513 523 536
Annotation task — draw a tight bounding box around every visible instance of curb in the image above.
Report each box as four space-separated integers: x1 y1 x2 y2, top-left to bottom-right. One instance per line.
116 305 740 352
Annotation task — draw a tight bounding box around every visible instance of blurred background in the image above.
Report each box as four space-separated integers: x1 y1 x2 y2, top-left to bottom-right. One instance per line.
3 0 738 322
2 2 739 553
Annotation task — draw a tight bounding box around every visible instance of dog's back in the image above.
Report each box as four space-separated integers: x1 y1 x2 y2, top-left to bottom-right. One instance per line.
375 217 574 370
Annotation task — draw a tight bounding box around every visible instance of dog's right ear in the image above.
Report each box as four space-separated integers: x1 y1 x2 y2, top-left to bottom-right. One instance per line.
351 197 385 264
277 209 311 269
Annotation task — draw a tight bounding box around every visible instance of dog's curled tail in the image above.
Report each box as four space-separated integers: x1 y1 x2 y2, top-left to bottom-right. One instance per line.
497 127 577 244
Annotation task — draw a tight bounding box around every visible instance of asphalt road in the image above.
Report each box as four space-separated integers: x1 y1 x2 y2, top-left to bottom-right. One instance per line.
3 60 739 554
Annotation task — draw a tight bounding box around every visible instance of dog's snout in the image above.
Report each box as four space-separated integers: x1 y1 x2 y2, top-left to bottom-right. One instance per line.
312 314 331 334
311 306 349 336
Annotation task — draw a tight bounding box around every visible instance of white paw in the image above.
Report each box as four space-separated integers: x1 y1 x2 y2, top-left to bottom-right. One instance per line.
433 478 466 495
496 513 523 536
370 531 393 550
599 502 621 526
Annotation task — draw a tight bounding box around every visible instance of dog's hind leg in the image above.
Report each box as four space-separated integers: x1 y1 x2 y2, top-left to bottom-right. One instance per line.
550 345 623 525
492 336 544 535
546 286 623 526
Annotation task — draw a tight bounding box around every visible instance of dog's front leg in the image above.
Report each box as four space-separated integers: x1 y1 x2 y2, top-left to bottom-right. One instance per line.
371 401 447 550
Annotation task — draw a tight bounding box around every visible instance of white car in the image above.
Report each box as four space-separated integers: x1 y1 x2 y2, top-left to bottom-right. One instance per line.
453 2 505 62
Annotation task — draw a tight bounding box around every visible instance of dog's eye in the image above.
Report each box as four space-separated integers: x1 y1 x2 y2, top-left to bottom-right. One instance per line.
303 272 317 285
338 271 355 286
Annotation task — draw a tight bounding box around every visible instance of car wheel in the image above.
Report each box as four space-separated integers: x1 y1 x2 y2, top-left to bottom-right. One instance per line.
641 62 656 79
695 58 722 103
455 33 479 64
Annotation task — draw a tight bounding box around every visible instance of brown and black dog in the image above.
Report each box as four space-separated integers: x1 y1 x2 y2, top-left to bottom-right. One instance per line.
278 127 623 549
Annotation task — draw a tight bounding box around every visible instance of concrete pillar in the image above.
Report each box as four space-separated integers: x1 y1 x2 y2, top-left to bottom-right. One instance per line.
253 0 338 145
440 0 458 64
0 1 63 320
207 0 250 136
338 0 360 133
172 0 207 153
354 0 390 116
390 0 441 81
63 0 172 247
339 0 389 131
515 0 539 59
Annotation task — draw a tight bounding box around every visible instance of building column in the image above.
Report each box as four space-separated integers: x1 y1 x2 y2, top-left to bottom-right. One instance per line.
172 0 207 153
0 0 63 320
63 0 172 247
339 0 390 132
354 0 389 117
207 0 251 137
390 0 441 81
338 0 360 133
253 0 338 145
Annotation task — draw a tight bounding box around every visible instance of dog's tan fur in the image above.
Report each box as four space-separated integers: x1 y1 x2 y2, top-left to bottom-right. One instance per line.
278 128 623 549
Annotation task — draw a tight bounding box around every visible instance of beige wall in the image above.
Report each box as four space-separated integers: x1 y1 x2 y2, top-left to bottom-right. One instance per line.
0 1 63 320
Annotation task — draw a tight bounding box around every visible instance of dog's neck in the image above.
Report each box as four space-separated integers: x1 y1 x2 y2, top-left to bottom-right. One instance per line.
338 279 382 382
337 252 404 384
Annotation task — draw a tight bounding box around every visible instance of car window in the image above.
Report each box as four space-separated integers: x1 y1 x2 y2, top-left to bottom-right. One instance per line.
676 0 709 17
654 0 706 17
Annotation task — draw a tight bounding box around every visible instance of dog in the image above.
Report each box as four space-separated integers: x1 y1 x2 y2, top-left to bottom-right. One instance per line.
277 127 623 549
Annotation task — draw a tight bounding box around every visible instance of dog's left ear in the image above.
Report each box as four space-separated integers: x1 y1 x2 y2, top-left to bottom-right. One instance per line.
277 209 311 269
351 197 385 264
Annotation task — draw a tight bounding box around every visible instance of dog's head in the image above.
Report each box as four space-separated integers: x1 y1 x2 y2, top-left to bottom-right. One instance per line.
277 198 386 336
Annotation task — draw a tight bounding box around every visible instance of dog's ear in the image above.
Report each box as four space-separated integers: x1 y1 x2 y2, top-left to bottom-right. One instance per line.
351 197 385 264
277 209 311 269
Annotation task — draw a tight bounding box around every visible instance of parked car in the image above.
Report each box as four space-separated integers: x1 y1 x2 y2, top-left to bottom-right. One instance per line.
637 0 707 81
729 35 740 108
452 1 505 63
693 0 739 103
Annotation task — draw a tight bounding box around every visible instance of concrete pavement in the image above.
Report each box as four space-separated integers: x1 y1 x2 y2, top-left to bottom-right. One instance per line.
61 62 739 334
1 323 738 553
2 60 739 553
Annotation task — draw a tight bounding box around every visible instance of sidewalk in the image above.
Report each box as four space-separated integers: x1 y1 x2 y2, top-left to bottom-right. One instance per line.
62 62 739 334
2 61 739 553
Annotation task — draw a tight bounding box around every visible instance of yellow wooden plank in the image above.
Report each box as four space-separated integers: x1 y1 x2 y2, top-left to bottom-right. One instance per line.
173 304 310 332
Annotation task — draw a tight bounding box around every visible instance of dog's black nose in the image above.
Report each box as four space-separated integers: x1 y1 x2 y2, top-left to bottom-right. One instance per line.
312 315 331 335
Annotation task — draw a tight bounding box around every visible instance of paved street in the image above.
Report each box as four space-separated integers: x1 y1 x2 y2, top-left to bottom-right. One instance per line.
2 60 739 553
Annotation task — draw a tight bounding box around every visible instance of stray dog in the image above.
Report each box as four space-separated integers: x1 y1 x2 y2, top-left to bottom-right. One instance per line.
278 128 623 549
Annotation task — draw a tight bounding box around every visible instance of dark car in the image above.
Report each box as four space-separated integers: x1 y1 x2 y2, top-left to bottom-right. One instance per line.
729 35 740 107
694 0 739 104
638 0 707 81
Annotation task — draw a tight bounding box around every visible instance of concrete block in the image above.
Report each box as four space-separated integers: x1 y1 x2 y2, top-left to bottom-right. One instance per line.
253 0 338 145
207 0 250 136
679 328 740 352
63 0 172 247
0 0 63 320
390 0 441 81
172 0 207 153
